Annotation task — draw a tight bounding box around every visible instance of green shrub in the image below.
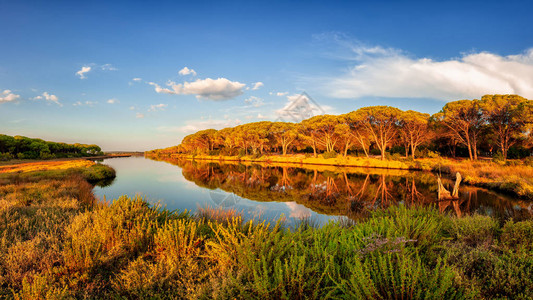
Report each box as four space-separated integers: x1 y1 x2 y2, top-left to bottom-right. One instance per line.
208 150 220 156
333 253 464 299
499 219 533 252
81 164 116 182
445 245 533 299
0 152 14 161
390 152 403 161
443 215 499 246
322 151 337 159
415 148 440 159
492 151 505 163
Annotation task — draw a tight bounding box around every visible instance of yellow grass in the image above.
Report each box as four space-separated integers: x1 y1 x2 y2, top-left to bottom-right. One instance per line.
171 154 413 170
0 160 95 174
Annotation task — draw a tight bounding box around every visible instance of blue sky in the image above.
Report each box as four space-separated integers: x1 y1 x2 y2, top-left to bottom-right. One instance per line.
1 0 532 151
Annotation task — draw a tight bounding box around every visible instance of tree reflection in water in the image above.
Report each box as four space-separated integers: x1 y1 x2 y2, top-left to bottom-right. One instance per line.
151 157 532 222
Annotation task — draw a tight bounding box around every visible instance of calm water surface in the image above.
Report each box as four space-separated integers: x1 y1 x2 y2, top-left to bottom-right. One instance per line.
94 156 532 225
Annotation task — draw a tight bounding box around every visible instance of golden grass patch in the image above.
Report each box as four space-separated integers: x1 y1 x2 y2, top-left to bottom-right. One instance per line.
0 160 95 174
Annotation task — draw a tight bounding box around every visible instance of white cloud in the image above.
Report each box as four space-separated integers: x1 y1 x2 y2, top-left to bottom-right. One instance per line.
321 43 533 100
158 118 242 134
149 77 246 101
286 202 312 219
132 77 142 82
276 92 289 96
244 96 264 107
0 90 20 103
136 113 145 118
101 64 117 71
178 67 197 76
148 103 168 112
252 82 264 90
73 101 97 107
107 98 119 104
76 66 91 79
129 106 136 110
257 113 268 119
34 92 62 106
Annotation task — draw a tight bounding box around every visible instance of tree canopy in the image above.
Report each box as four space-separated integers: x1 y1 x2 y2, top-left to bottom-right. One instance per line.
0 134 103 160
148 95 533 161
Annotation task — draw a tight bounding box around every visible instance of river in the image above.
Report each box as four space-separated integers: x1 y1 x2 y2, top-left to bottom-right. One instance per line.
93 156 532 225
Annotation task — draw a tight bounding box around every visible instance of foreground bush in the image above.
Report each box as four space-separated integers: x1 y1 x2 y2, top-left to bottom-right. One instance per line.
0 184 532 299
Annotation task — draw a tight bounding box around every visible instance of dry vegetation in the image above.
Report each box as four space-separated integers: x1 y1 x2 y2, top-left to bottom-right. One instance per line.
438 159 533 199
0 160 95 174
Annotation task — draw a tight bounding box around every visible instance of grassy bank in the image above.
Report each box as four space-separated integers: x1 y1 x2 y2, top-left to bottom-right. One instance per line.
1 187 532 298
151 153 533 200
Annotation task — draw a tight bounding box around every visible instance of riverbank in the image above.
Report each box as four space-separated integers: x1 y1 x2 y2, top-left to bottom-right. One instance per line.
0 152 142 167
1 194 531 299
149 153 533 200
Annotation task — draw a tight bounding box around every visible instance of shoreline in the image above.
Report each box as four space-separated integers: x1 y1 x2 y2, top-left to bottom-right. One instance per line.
148 153 533 200
0 153 142 167
156 153 423 170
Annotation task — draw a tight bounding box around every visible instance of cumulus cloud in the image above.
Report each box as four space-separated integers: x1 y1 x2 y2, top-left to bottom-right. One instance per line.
178 67 197 76
320 43 533 100
136 113 145 118
107 98 119 104
0 90 20 103
148 103 168 112
76 66 91 79
276 92 289 97
132 78 142 82
252 82 264 90
149 77 246 100
34 92 61 106
157 118 242 134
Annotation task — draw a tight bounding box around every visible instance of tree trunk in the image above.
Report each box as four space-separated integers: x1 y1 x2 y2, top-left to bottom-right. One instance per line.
466 139 473 160
344 143 349 157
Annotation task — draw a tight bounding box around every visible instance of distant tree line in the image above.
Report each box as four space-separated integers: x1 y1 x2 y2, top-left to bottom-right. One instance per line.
149 95 533 161
0 134 103 160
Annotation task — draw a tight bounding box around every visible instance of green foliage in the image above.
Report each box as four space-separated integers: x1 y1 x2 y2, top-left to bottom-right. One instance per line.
322 150 337 159
492 151 505 163
0 152 14 161
80 163 116 183
443 214 499 247
0 134 103 161
499 219 533 252
415 148 440 159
